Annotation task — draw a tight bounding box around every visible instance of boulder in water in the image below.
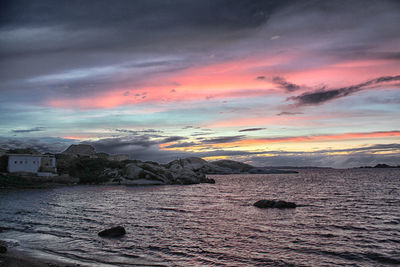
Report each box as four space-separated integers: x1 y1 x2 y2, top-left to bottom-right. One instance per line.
0 245 6 253
98 226 126 237
253 199 296 209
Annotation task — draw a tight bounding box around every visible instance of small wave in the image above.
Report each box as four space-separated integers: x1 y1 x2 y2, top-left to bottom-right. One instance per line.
364 252 400 265
383 220 400 225
331 224 368 231
158 207 188 213
14 210 33 215
291 247 364 262
317 233 336 238
120 253 140 259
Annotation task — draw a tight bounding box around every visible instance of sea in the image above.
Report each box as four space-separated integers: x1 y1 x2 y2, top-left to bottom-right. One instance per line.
0 168 399 266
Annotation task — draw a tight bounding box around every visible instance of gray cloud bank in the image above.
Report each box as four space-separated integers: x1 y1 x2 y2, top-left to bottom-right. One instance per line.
1 136 399 168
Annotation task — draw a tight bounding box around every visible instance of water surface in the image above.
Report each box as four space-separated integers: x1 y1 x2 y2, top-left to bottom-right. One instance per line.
1 168 399 266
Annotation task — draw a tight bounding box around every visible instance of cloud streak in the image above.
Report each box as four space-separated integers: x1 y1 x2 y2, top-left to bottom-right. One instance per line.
239 128 266 132
11 127 45 133
272 76 301 92
290 75 400 106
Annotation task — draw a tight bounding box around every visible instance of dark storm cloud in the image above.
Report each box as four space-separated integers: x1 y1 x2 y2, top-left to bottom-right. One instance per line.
272 76 301 92
290 75 400 106
0 0 287 57
0 0 295 99
11 127 45 133
239 128 265 132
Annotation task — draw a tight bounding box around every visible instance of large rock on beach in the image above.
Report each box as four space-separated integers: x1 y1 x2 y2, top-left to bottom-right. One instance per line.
98 226 126 237
254 200 297 209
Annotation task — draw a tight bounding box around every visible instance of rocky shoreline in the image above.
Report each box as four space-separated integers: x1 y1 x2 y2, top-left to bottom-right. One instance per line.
0 145 298 188
64 156 298 186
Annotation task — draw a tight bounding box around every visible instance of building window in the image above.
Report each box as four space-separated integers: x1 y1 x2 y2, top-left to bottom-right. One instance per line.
25 160 27 164
15 161 17 164
20 161 23 164
33 161 36 164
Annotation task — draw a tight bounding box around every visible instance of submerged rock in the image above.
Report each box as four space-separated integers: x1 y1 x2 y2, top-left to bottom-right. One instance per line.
98 226 126 237
253 199 296 209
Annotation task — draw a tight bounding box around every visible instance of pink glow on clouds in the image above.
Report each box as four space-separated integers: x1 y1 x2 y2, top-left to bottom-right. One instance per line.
46 52 400 109
48 86 277 109
62 135 93 140
46 54 297 109
287 58 400 87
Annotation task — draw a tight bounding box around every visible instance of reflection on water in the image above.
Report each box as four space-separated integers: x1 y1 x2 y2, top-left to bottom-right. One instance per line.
1 168 400 266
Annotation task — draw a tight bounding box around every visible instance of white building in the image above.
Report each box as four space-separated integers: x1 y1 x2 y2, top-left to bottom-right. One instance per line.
8 154 57 176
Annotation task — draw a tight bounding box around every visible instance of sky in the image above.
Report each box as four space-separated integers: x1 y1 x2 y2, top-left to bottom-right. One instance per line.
0 0 399 168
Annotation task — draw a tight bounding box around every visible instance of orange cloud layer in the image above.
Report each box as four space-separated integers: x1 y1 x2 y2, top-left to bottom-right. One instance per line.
217 131 400 147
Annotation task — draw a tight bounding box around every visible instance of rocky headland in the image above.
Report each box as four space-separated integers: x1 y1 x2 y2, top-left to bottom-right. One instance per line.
0 144 298 187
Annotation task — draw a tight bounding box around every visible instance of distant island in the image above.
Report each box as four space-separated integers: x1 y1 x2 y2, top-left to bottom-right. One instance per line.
359 163 400 168
0 144 298 188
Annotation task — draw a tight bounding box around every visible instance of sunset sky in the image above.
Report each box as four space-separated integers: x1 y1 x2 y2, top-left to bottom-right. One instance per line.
1 0 399 167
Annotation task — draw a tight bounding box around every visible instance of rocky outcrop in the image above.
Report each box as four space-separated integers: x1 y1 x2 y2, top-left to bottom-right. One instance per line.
62 144 96 156
122 159 208 185
253 200 297 209
98 226 126 237
165 157 207 184
99 157 298 186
